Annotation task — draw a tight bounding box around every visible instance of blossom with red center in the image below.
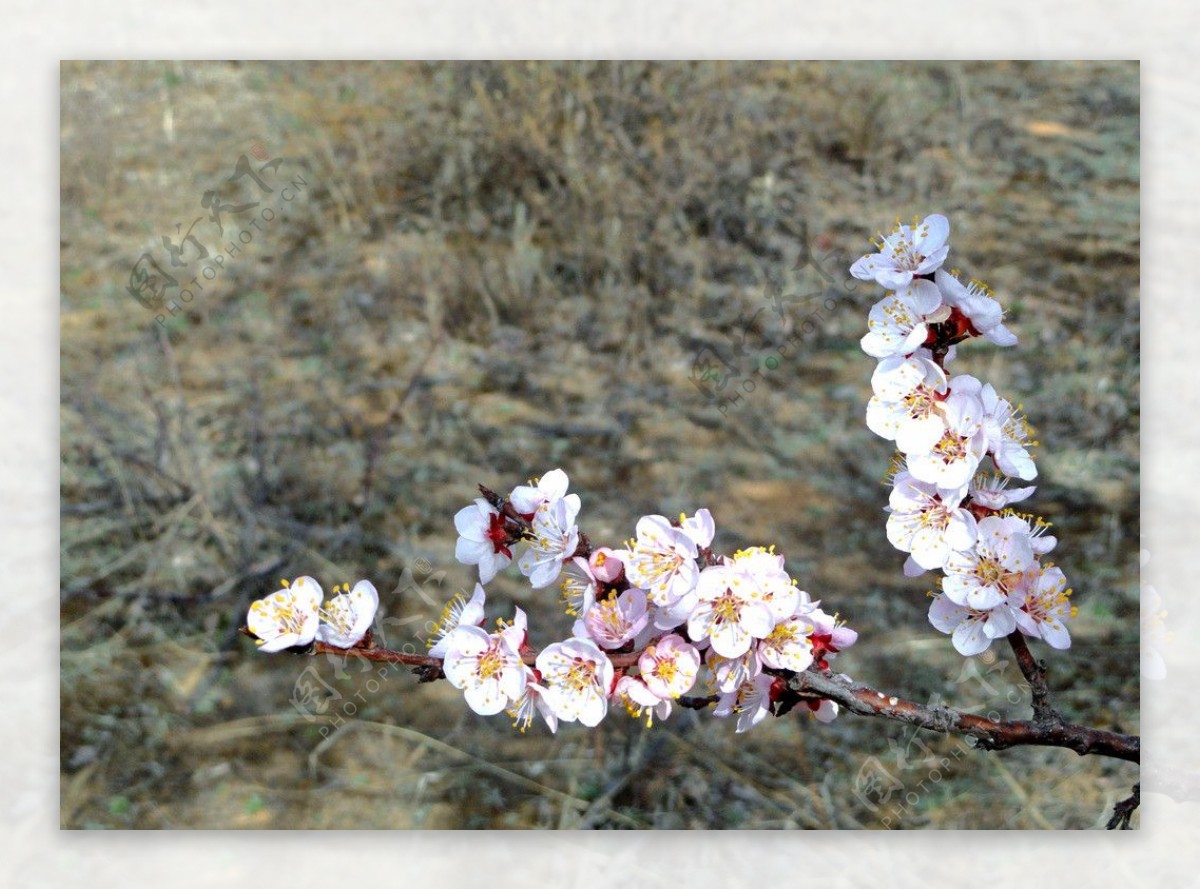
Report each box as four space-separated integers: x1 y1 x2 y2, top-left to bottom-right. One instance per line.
454 497 514 584
807 607 858 671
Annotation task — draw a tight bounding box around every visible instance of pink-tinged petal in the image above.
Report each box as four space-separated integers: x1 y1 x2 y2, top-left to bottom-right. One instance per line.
952 619 991 656
709 620 753 659
914 214 950 254
945 511 978 552
830 625 858 650
454 501 489 539
986 324 1018 347
894 415 946 456
903 555 927 578
1040 620 1071 650
455 536 491 565
877 267 915 291
928 596 965 633
589 547 623 583
966 584 1006 611
905 279 943 316
463 682 509 716
812 699 840 723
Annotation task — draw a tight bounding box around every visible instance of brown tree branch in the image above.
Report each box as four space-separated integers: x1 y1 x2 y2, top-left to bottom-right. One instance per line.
263 633 1140 766
1006 631 1061 724
1105 783 1140 829
786 668 1138 764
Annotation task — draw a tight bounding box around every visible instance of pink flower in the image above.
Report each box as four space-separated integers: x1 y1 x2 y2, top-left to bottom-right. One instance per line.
536 637 615 727
621 515 699 607
442 613 527 716
1013 563 1074 650
851 213 951 290
587 547 624 584
315 580 379 648
247 576 323 653
638 634 701 699
688 563 776 658
581 588 650 650
614 675 672 726
943 514 1034 610
427 583 487 658
713 673 774 733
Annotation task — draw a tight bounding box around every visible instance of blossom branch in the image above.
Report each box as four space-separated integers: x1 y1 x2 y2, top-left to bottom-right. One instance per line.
272 632 1140 766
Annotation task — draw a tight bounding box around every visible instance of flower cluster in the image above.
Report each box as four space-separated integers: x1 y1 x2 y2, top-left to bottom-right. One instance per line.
446 469 856 733
246 469 858 736
853 214 1075 656
246 576 379 652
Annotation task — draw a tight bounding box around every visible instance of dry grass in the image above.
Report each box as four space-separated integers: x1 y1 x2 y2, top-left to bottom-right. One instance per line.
60 60 1139 829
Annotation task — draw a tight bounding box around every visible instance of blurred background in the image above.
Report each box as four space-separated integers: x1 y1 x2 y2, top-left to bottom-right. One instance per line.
60 60 1139 829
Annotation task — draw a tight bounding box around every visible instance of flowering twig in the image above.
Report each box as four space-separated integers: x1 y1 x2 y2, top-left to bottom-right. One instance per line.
241 212 1138 828
246 628 1139 764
